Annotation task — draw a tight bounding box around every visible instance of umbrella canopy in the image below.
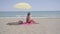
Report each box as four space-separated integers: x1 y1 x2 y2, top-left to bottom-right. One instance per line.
13 3 31 10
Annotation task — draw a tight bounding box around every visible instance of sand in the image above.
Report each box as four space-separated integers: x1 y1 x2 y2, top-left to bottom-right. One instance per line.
0 17 60 34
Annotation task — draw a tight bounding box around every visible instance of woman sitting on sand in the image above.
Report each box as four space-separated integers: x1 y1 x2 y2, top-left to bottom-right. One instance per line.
18 12 35 24
26 12 35 24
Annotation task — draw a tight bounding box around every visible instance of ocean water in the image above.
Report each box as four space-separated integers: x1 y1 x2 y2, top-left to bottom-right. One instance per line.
0 11 60 18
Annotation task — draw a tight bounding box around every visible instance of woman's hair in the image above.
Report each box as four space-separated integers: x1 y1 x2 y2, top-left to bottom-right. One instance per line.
28 12 30 16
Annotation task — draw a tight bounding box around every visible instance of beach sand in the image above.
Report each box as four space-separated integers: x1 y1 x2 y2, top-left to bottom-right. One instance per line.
0 17 60 34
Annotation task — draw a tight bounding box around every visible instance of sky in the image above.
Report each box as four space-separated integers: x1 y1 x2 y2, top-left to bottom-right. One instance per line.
0 0 60 11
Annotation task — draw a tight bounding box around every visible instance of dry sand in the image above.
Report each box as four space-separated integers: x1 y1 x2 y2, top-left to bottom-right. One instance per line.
0 17 60 34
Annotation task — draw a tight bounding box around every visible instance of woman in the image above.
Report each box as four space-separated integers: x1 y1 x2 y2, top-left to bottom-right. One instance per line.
26 12 35 23
26 12 30 23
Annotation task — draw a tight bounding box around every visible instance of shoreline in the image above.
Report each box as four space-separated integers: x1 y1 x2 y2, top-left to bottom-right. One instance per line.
0 17 60 19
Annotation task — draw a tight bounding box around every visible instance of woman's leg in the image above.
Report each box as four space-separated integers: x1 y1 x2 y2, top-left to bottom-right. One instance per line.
30 19 35 23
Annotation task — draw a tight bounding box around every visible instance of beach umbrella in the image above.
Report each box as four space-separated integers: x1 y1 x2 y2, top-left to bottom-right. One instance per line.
13 3 31 10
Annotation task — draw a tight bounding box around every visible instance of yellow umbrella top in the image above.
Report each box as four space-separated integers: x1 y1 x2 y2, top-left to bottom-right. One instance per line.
13 3 31 10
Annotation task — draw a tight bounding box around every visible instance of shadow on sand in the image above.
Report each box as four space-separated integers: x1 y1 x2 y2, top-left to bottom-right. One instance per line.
7 21 39 25
7 22 22 25
7 21 23 25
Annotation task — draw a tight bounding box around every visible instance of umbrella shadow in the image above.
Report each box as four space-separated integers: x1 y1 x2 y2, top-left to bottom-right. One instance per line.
7 22 19 25
7 21 39 25
7 21 23 25
7 22 39 25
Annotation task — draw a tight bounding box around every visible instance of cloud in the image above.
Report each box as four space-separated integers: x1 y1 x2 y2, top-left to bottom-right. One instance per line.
13 3 32 10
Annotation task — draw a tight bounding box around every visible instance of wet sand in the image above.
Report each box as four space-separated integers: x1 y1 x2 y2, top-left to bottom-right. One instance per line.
0 17 60 34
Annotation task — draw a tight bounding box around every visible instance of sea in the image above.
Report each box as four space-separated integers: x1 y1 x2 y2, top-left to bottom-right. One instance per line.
0 11 60 18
